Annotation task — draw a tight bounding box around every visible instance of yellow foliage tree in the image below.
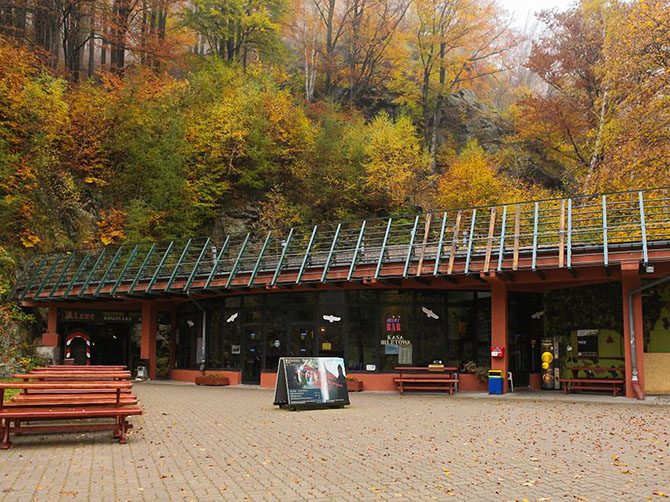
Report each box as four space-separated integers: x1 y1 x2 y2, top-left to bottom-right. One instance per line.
362 113 429 212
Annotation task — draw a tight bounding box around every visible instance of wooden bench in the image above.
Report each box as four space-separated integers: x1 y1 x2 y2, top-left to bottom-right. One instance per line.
14 371 131 381
1 381 141 449
393 366 459 395
559 367 624 396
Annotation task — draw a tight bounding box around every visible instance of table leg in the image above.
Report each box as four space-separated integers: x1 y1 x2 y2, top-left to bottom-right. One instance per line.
1 419 10 449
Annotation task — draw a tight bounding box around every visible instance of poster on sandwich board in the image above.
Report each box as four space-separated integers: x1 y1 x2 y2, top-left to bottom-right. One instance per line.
273 357 350 409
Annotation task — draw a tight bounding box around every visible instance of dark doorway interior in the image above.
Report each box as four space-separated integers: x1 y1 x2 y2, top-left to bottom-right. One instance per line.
509 293 543 388
242 325 263 384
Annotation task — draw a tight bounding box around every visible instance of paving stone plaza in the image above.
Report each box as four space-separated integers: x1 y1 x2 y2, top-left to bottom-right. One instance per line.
1 382 669 501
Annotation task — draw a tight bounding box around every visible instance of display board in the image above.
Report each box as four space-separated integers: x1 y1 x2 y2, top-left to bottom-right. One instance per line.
273 357 350 409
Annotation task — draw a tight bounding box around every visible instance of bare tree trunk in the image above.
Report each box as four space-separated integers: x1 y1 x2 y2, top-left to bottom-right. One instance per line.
88 0 95 77
429 41 446 172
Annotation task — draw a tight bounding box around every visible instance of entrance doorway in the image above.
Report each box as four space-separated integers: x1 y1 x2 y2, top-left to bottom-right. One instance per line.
509 293 543 389
242 325 263 384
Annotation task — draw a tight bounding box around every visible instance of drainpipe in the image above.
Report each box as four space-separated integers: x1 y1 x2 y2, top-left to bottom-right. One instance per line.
628 275 670 400
188 294 207 373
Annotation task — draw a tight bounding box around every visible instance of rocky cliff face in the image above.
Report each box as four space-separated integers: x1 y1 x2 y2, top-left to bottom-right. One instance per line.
440 89 564 189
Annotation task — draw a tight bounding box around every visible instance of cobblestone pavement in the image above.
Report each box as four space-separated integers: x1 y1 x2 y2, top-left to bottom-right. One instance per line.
1 382 669 501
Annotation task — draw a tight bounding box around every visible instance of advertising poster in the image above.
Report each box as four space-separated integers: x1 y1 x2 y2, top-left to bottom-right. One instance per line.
273 357 350 409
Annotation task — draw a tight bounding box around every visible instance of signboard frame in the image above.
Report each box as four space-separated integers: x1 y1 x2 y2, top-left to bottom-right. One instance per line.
273 357 350 410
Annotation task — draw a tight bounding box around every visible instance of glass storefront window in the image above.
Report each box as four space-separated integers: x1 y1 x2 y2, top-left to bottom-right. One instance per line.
175 288 492 374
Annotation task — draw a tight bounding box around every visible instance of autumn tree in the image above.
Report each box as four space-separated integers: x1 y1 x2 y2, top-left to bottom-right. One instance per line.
516 0 615 189
408 0 515 171
184 0 287 66
362 113 429 212
591 0 670 191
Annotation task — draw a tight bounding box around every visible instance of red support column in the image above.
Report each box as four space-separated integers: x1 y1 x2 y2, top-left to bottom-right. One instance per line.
490 279 509 393
41 306 59 347
621 265 645 399
140 301 158 380
168 307 177 373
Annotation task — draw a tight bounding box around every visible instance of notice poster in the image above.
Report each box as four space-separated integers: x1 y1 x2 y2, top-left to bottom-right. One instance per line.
273 357 350 409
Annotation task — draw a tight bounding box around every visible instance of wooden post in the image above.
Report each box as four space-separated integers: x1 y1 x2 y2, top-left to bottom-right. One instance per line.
42 306 59 347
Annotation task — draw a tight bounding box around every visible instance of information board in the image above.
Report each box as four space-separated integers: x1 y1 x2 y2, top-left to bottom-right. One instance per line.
273 357 350 409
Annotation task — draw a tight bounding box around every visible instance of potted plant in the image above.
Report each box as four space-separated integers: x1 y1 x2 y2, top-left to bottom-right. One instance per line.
459 361 489 392
195 373 230 386
346 375 364 392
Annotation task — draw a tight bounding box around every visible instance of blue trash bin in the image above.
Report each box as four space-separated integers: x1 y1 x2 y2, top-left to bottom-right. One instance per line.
488 370 503 395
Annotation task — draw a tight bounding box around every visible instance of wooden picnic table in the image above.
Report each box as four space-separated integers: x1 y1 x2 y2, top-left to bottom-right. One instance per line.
393 366 459 395
13 371 131 381
37 365 128 371
559 366 624 396
567 366 623 378
0 380 141 449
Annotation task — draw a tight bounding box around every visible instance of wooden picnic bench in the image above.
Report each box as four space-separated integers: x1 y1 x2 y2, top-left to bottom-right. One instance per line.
0 380 141 449
14 371 131 381
37 365 128 371
393 366 459 395
559 366 624 396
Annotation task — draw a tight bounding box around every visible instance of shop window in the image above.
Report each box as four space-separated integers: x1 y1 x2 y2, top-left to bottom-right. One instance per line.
415 301 447 365
346 304 377 371
379 304 413 371
447 291 475 366
207 308 241 369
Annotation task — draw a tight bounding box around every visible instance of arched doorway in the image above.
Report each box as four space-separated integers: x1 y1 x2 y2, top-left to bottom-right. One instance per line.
65 331 91 365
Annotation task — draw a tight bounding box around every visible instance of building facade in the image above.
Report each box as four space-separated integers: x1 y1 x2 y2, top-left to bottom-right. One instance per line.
13 187 670 397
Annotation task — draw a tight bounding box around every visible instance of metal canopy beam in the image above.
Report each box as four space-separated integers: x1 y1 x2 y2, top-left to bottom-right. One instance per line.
296 226 317 284
347 220 367 281
226 233 251 288
272 228 294 286
128 243 156 295
639 191 649 264
375 218 393 279
146 242 174 293
248 232 272 287
567 198 573 269
403 216 420 278
497 206 508 272
78 248 107 298
464 209 477 274
165 239 192 291
63 253 90 299
48 252 77 300
94 246 124 297
33 255 63 300
204 236 230 290
321 224 341 283
433 212 448 276
18 256 48 302
111 245 139 297
184 238 211 292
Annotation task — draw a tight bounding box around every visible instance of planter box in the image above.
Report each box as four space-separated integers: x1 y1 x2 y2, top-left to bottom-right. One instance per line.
458 373 488 392
195 376 230 386
347 380 364 392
